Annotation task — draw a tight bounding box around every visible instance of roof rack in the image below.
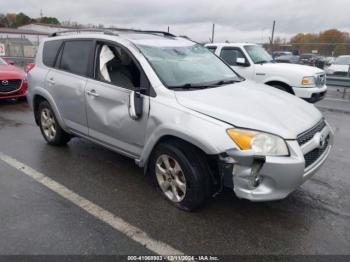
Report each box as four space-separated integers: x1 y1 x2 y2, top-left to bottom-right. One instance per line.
105 28 176 37
49 28 117 37
49 28 176 38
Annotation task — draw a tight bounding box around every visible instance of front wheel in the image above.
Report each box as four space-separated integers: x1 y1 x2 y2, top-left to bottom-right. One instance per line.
38 101 71 146
149 142 211 211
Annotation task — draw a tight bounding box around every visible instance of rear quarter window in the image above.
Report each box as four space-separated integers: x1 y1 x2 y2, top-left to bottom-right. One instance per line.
43 40 63 67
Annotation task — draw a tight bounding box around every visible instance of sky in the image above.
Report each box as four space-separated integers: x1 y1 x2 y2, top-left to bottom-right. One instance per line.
1 0 349 43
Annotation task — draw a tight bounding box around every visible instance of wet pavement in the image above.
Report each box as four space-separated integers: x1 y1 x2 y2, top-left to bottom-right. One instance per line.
0 99 349 256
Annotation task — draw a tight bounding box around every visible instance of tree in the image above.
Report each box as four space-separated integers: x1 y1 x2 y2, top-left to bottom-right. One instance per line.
0 13 9 27
289 29 350 56
15 12 33 27
36 16 60 24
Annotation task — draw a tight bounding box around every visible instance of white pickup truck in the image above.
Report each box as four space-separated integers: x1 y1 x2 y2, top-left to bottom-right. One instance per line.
205 43 327 102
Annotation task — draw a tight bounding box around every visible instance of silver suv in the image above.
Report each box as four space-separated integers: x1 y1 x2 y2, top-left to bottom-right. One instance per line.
27 29 333 211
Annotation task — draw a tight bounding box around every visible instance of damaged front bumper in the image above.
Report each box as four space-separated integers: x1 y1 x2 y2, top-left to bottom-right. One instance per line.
220 124 334 201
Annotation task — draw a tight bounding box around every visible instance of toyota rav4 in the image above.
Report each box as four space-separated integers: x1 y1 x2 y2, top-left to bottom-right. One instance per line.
27 29 333 211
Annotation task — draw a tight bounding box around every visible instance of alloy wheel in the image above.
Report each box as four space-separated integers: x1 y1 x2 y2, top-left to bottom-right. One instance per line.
155 154 187 203
41 108 57 141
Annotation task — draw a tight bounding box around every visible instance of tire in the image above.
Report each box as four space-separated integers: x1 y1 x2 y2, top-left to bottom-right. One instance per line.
149 141 212 211
38 101 71 146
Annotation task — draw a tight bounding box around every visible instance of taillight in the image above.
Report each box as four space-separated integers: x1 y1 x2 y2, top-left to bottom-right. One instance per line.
25 63 35 73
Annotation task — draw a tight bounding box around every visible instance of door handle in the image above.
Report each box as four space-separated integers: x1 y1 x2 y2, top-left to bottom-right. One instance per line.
87 89 99 97
47 78 55 85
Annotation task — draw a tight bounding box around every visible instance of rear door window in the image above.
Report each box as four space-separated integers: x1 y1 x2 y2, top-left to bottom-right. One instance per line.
43 40 63 67
59 40 93 77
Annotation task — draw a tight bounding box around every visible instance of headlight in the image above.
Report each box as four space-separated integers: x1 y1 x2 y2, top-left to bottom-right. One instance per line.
302 76 316 86
227 128 289 156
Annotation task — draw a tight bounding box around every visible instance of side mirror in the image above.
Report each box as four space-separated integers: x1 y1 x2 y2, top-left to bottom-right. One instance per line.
129 90 143 120
236 57 248 66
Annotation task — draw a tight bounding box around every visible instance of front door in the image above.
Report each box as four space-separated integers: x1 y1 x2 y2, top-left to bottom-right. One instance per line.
85 42 150 158
219 47 255 79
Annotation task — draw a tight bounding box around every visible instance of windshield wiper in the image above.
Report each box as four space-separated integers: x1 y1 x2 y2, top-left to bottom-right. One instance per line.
255 60 270 64
168 79 238 90
206 79 238 87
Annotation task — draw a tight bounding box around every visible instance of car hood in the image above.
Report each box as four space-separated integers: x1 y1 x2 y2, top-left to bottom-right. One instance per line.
328 64 349 72
258 62 324 75
175 80 323 139
0 65 25 80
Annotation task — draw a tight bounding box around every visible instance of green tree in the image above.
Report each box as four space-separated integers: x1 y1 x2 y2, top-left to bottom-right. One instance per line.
36 16 60 24
4 12 33 27
0 13 9 27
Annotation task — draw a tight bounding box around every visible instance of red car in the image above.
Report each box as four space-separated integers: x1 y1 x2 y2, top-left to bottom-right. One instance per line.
0 57 28 100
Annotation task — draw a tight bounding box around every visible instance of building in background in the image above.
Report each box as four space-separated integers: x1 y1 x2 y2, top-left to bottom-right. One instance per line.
0 27 49 67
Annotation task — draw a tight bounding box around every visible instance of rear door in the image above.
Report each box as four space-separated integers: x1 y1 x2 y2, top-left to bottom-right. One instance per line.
46 40 93 135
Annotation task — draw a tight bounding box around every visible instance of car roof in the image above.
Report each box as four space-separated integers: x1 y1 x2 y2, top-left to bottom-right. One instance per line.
205 43 257 47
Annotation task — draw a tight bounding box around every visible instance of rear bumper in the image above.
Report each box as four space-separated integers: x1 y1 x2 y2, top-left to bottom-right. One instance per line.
223 123 333 201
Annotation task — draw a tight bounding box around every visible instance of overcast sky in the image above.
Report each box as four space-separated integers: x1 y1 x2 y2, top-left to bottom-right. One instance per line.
1 0 349 42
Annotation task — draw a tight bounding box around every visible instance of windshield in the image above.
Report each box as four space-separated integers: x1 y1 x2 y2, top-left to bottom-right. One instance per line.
136 43 240 89
0 58 6 65
244 45 273 64
334 56 350 65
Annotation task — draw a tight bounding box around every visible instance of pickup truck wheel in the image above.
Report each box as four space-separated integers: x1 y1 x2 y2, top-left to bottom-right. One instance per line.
38 101 71 146
149 142 211 211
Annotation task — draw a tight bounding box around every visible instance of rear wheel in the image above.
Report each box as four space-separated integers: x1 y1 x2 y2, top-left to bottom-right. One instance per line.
149 141 211 211
38 101 71 146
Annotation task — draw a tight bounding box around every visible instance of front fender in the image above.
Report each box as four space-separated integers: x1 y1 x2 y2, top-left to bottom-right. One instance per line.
137 106 237 167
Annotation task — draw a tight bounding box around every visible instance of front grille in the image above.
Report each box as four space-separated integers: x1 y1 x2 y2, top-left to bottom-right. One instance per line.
315 74 326 87
297 120 326 146
304 135 329 168
333 71 348 77
0 80 22 93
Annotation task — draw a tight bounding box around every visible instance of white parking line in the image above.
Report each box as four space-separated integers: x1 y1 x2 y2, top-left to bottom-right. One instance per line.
0 152 183 256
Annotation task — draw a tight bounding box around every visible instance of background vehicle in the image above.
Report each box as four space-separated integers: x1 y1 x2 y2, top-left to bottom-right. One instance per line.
272 51 292 59
0 57 28 100
300 53 318 65
205 43 327 102
27 30 333 211
326 55 350 76
275 54 300 64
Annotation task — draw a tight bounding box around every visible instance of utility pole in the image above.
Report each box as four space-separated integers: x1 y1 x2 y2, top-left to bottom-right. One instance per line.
40 9 43 18
270 20 276 48
211 23 215 43
167 26 170 33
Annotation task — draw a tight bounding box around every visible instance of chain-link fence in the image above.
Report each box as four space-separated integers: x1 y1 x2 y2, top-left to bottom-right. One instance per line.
0 33 47 68
267 42 350 57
